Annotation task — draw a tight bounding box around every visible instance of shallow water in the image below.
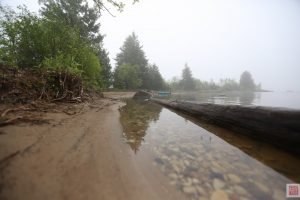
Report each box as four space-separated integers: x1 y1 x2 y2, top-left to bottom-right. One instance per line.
171 91 300 109
119 100 300 200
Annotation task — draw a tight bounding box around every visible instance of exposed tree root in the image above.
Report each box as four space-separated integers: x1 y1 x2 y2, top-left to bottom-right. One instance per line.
0 65 100 104
0 117 23 127
1 109 14 117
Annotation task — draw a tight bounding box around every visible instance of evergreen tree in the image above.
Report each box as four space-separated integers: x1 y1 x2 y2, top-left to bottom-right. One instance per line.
115 32 148 88
0 0 138 93
145 64 165 90
113 64 141 89
219 78 239 91
39 0 116 89
39 0 103 44
99 48 112 88
240 71 255 91
180 63 195 90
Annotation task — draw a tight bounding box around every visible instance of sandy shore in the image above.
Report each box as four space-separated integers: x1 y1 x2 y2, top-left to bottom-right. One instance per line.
0 92 185 200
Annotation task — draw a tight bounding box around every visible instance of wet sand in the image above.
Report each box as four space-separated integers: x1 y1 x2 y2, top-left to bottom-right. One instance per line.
0 93 185 200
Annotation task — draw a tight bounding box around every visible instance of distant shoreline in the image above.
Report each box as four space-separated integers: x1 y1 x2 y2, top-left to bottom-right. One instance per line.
170 89 273 94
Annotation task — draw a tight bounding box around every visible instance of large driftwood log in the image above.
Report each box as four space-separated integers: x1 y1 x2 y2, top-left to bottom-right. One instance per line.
152 98 300 155
133 90 152 100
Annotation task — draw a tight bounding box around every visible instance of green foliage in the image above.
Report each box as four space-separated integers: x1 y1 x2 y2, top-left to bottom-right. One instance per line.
0 7 42 67
113 64 142 89
115 32 148 88
39 0 116 89
40 0 102 45
42 53 82 75
170 71 260 92
115 33 148 68
114 33 166 90
0 0 145 92
114 33 167 90
145 64 166 90
39 0 139 14
99 48 112 88
0 5 102 89
77 46 101 79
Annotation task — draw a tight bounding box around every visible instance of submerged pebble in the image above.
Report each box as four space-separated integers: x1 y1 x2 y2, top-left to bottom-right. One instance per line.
168 173 178 179
213 178 225 190
211 190 229 200
255 182 270 193
227 173 241 184
196 186 206 195
183 186 197 194
234 185 248 196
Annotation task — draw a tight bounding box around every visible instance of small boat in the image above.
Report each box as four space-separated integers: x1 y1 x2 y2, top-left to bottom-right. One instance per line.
153 91 171 97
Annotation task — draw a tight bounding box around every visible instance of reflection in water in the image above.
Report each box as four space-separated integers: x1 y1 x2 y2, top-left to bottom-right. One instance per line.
119 100 162 153
172 91 256 106
239 91 255 105
171 91 300 109
119 100 300 200
171 109 300 182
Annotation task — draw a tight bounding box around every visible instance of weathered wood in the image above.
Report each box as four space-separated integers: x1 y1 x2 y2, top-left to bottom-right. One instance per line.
133 90 152 99
152 98 300 155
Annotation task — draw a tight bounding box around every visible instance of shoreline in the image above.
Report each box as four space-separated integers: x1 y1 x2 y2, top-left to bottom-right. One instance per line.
0 92 185 200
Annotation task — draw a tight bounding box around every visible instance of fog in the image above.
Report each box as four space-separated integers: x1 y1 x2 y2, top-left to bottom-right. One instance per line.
3 0 300 91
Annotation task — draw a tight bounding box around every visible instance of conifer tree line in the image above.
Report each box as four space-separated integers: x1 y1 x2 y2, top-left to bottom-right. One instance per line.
0 0 261 93
0 0 167 92
0 0 115 90
113 33 167 90
170 64 261 91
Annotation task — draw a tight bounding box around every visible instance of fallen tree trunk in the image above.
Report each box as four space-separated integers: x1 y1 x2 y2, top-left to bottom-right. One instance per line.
133 90 152 100
152 98 300 155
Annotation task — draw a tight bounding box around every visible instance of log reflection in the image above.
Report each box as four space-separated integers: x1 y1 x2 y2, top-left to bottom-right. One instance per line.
119 100 162 153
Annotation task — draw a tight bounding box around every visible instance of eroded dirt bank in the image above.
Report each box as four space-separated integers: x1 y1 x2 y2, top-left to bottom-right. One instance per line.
0 92 185 200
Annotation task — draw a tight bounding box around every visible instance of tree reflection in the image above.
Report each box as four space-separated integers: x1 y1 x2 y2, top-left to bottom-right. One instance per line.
119 100 162 153
239 91 255 105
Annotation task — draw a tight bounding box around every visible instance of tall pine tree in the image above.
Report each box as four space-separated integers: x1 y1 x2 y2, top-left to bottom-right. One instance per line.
115 32 148 88
180 63 195 90
40 0 103 44
240 71 255 91
99 48 112 88
145 64 165 90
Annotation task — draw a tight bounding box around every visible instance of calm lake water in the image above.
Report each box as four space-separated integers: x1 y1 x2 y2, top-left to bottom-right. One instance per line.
171 91 300 109
119 99 300 200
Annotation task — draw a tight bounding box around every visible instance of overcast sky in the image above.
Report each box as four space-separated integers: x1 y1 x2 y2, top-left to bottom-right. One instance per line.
2 0 300 91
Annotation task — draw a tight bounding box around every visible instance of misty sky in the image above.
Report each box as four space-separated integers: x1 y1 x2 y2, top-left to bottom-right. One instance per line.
2 0 300 91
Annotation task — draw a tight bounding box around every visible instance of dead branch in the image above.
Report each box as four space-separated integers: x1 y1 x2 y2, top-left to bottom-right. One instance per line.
1 109 14 117
0 116 23 127
39 82 46 100
52 92 68 102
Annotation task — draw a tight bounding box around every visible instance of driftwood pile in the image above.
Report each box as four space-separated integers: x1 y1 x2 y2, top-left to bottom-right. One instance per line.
0 65 93 104
0 65 104 127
